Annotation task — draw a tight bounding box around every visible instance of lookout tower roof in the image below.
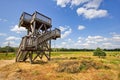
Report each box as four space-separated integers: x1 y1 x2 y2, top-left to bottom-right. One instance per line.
19 11 52 31
19 12 32 29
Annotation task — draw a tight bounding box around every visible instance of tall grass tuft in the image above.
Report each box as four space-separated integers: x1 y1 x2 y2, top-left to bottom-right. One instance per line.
56 60 110 73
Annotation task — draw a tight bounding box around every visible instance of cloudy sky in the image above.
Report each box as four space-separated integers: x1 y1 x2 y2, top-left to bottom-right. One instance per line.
0 0 120 49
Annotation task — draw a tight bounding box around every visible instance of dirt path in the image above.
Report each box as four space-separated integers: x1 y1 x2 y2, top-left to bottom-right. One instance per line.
0 60 15 68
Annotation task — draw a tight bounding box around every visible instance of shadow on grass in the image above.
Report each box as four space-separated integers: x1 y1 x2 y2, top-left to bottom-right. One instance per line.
33 60 48 64
51 57 68 60
18 60 48 65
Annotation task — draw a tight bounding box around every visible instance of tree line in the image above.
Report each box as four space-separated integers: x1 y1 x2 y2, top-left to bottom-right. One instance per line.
0 46 120 53
0 46 17 53
52 48 120 51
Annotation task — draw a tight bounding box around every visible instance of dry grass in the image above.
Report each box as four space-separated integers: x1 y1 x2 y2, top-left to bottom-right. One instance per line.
55 59 110 73
0 51 120 80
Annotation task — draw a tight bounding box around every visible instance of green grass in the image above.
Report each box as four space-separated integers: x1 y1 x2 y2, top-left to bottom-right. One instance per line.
51 51 92 57
51 51 120 67
0 51 120 65
0 53 15 60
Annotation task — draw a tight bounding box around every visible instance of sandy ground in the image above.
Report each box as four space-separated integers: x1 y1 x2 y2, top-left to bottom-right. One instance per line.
0 60 57 80
0 60 15 68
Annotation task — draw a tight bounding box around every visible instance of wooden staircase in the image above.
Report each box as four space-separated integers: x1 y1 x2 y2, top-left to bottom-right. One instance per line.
16 28 60 63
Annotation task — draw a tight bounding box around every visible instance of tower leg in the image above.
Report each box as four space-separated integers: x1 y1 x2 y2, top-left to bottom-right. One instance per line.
48 51 51 60
49 40 51 60
29 51 33 64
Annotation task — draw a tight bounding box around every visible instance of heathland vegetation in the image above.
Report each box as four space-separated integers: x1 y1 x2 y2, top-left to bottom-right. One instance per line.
0 46 120 80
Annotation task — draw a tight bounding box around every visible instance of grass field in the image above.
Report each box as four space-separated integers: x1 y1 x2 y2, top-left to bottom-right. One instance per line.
0 51 120 80
0 53 15 60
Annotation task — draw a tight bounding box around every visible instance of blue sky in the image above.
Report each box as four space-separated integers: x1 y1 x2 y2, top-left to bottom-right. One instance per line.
0 0 120 49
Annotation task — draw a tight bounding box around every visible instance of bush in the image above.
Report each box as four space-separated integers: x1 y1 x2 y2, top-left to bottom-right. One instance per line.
93 47 106 58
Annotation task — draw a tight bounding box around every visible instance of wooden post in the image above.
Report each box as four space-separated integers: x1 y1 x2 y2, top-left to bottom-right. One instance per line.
33 21 36 35
49 28 51 60
29 51 33 64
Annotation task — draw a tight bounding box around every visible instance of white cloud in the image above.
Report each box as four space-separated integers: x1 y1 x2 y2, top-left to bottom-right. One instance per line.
6 36 21 41
68 38 72 42
111 32 120 42
86 35 107 42
77 37 83 44
54 33 120 49
72 35 110 49
84 0 102 9
3 41 19 47
112 36 120 42
102 42 112 48
3 41 13 46
62 42 67 45
0 33 7 36
57 38 75 48
78 25 86 30
61 28 72 38
59 26 68 32
55 0 90 7
0 18 8 22
56 0 70 7
78 37 82 40
54 0 108 19
77 39 82 43
86 40 97 44
3 36 21 47
59 26 72 38
11 25 26 33
76 8 108 19
77 34 120 49
71 0 89 6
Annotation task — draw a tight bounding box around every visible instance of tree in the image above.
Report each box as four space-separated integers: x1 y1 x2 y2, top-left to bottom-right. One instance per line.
0 46 15 53
93 47 106 58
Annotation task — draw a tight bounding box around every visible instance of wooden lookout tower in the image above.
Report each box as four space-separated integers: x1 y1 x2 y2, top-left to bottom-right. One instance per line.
16 11 60 63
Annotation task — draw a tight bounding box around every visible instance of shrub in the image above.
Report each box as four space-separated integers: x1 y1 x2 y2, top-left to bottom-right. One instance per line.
93 47 106 58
